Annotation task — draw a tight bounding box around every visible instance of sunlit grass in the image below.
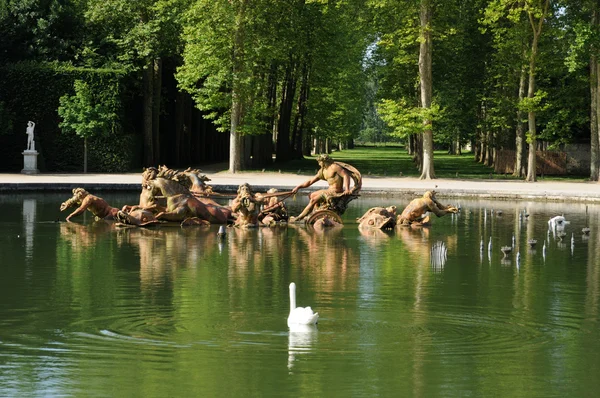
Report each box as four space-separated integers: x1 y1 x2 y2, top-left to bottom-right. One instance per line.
265 147 497 178
262 146 588 181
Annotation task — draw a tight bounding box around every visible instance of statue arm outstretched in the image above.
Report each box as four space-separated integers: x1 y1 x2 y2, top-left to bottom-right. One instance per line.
66 203 89 222
427 198 458 217
292 174 321 194
426 198 450 217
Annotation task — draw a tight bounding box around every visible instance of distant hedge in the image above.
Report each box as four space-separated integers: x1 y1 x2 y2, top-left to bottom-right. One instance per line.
0 61 140 172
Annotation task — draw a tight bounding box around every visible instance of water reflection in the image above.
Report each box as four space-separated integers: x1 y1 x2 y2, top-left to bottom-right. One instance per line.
3 193 600 396
290 225 360 292
287 324 318 372
22 198 36 260
358 227 393 247
59 220 114 249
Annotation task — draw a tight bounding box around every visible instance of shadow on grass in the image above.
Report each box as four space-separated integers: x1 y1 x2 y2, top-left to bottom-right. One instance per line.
257 146 588 181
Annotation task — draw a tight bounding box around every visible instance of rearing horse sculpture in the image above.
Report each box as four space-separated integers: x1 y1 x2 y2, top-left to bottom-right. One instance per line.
146 166 233 224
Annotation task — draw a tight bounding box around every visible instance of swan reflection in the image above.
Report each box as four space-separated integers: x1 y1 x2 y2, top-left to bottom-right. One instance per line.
287 323 318 371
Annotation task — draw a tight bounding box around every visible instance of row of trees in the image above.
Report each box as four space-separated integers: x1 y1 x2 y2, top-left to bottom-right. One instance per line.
1 1 599 180
370 0 599 180
0 0 370 172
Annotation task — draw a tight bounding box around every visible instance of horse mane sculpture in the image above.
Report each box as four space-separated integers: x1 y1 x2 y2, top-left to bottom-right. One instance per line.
177 167 214 196
147 165 232 225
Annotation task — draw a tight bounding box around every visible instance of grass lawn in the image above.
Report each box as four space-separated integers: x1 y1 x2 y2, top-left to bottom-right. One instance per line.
260 146 589 181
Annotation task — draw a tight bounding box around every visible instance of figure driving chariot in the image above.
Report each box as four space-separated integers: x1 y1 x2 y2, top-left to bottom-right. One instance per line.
289 154 362 225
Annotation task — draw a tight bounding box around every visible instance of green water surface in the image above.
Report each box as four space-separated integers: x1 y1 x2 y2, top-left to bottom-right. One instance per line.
0 192 599 397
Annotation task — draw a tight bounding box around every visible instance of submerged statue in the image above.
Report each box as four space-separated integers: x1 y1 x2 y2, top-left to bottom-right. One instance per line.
115 209 162 227
258 188 289 226
231 183 265 228
290 154 362 223
312 214 343 231
398 191 458 226
357 206 397 229
60 188 119 222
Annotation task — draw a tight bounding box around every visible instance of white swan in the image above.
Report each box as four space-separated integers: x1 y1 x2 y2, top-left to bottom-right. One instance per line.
287 282 319 327
548 215 570 229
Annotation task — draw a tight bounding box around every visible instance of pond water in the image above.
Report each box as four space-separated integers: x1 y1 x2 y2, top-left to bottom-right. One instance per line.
1 192 599 397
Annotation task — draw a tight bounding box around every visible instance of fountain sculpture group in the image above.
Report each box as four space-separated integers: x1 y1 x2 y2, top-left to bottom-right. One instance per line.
59 156 458 229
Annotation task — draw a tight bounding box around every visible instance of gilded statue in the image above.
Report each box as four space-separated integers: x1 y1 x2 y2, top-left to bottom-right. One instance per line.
398 191 458 226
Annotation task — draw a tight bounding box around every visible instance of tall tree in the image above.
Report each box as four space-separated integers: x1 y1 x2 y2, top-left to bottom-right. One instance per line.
85 0 185 166
229 0 247 173
591 6 599 180
179 0 268 173
418 0 435 179
58 80 118 173
483 0 551 182
524 0 550 182
563 0 600 180
370 0 425 167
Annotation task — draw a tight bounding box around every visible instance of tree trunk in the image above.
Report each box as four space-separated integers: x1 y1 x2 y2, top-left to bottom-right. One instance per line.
525 0 549 182
478 102 487 164
479 131 486 164
229 0 247 173
251 132 273 167
413 133 423 172
591 7 600 181
183 95 192 165
292 63 309 159
152 57 162 164
525 52 538 182
84 136 88 173
275 60 297 162
484 130 493 167
174 90 184 165
230 95 243 172
514 62 527 177
418 0 435 180
243 134 252 167
143 64 154 166
303 131 312 156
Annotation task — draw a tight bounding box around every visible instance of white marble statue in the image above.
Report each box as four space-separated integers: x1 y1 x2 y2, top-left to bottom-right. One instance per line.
26 121 35 151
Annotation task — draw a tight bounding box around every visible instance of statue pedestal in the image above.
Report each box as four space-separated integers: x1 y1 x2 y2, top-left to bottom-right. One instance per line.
21 150 39 174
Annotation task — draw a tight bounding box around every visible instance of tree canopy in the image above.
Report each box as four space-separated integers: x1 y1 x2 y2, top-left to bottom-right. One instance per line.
0 0 597 179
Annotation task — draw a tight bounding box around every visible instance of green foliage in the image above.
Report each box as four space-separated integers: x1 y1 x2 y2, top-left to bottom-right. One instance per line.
0 0 596 174
0 101 13 135
177 0 237 133
564 21 594 72
90 133 140 172
378 98 442 138
0 0 87 64
518 89 548 113
83 0 188 70
0 61 132 172
58 80 117 139
178 0 371 147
